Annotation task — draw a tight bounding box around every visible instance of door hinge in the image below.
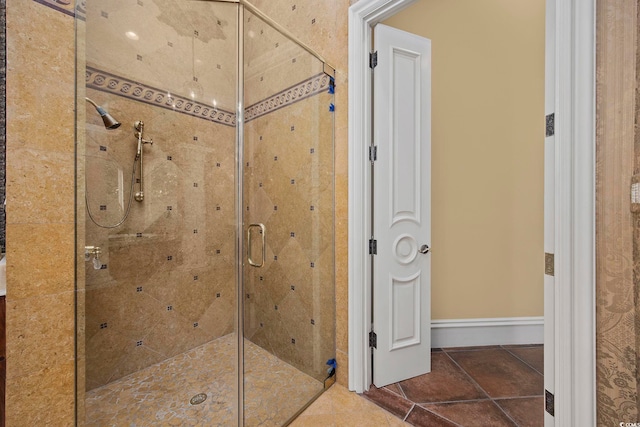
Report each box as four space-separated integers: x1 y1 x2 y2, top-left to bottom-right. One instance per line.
545 252 554 276
369 146 377 162
545 390 554 416
369 239 377 255
546 113 555 137
369 51 378 69
369 331 377 348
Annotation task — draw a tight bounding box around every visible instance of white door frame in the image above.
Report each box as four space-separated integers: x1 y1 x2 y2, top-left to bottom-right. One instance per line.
347 0 596 425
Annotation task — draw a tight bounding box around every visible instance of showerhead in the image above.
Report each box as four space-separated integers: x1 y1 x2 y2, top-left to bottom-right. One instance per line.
85 97 121 129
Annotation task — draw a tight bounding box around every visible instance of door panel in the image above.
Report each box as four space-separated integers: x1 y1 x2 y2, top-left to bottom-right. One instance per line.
373 24 431 387
391 272 421 350
242 7 336 425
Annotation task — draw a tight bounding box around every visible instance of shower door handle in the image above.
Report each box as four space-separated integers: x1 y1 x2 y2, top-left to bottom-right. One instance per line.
247 223 266 268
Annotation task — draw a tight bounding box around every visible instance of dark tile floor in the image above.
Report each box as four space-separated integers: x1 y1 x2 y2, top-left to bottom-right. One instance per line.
363 345 544 427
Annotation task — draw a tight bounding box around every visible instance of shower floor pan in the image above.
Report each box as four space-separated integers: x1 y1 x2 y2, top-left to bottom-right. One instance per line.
85 334 323 426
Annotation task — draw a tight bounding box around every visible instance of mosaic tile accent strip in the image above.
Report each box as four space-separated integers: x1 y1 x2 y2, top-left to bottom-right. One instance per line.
86 66 237 127
245 72 330 122
86 66 330 127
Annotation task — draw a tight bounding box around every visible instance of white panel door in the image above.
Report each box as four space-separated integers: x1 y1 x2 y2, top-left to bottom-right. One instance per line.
373 24 431 387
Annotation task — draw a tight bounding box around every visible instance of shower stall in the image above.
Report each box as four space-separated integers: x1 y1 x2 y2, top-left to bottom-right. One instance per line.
74 1 335 425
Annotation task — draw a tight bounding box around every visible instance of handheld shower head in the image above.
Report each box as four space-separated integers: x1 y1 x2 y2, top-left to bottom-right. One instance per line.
85 97 121 129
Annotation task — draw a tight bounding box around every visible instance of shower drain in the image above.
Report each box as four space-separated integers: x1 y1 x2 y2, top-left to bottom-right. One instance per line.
190 393 208 405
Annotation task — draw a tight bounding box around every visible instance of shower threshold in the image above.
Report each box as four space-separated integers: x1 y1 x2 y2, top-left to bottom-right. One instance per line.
84 334 323 426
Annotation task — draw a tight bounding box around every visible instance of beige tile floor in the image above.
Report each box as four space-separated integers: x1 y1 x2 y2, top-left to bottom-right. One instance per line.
85 334 323 426
290 384 409 427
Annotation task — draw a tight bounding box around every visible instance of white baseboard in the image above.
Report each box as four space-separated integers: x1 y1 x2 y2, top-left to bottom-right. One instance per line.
431 317 544 348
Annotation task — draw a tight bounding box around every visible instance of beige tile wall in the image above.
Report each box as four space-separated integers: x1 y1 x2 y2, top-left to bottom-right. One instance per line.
6 0 76 424
85 1 238 113
81 90 237 391
5 0 352 424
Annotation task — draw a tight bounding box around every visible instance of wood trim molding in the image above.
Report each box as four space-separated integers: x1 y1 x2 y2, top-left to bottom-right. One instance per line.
431 317 544 348
553 0 596 424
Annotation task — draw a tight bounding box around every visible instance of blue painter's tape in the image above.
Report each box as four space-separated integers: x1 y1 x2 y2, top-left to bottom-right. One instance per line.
329 103 335 112
326 358 337 376
328 77 335 94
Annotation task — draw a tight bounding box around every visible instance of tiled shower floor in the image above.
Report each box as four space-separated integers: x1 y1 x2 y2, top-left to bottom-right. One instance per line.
363 345 544 426
85 334 323 426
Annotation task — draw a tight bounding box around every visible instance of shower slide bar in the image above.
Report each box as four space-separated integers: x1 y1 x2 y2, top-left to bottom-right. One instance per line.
133 121 153 202
205 0 336 78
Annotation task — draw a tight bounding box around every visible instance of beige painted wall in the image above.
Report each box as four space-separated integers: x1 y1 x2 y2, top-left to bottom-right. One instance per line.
384 0 545 319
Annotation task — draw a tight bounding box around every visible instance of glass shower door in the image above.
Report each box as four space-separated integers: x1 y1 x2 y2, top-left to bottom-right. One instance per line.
76 1 335 424
242 8 336 425
76 1 240 425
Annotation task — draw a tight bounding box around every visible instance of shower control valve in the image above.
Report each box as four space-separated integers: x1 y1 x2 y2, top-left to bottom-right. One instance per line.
84 246 102 260
84 246 103 270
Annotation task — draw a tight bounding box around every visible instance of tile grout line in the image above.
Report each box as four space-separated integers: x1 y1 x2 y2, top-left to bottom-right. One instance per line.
441 346 502 352
444 347 544 398
415 397 495 406
489 397 521 427
441 349 492 402
493 394 544 400
501 345 544 377
402 350 489 427
376 347 545 427
440 349 525 426
360 387 413 422
444 346 542 427
393 382 409 400
404 402 465 427
492 394 545 427
402 403 415 422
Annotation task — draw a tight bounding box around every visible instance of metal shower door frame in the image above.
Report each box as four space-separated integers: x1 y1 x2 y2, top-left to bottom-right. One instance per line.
206 1 337 424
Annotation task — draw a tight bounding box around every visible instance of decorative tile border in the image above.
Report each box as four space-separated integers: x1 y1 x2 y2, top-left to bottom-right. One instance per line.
86 66 237 127
245 73 330 122
38 0 331 126
87 67 330 127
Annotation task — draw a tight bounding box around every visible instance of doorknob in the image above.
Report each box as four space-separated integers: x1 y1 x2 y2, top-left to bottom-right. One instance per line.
419 244 430 254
